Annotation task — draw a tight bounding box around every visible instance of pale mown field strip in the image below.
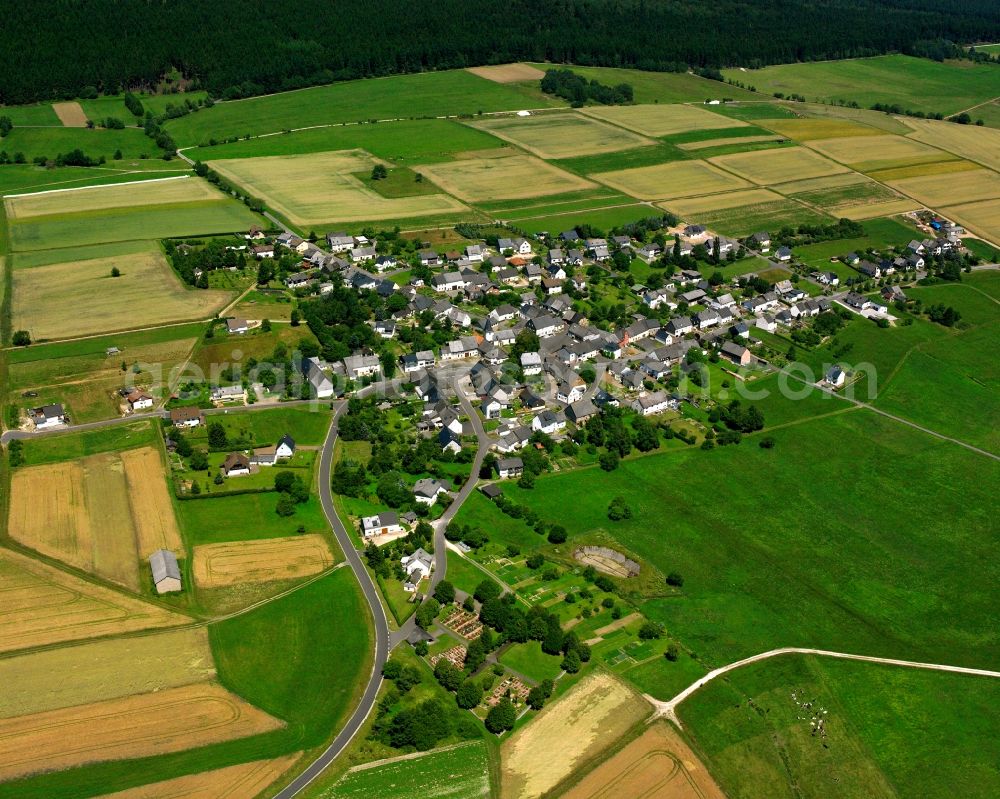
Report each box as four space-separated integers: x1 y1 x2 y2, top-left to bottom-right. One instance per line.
470 113 656 160
581 103 746 137
11 249 232 340
806 134 956 171
94 753 302 799
51 101 89 127
208 149 468 227
939 197 1000 245
9 447 183 588
772 172 873 194
0 628 214 718
0 547 186 653
417 154 595 202
665 188 783 215
593 159 751 201
121 447 185 557
0 682 283 782
561 723 728 799
760 117 887 140
906 117 1000 172
837 199 922 220
465 63 546 83
4 177 218 219
193 534 334 588
887 168 1000 207
678 134 784 150
501 673 650 799
709 146 849 184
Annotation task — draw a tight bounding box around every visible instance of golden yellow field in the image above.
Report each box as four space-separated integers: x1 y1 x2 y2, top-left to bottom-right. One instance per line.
761 118 887 140
709 147 848 184
193 534 334 588
0 547 185 653
466 63 546 83
12 249 232 340
52 101 88 127
470 113 655 159
806 135 954 172
121 447 185 557
906 117 1000 171
561 723 728 799
677 135 783 151
94 754 302 799
5 178 221 218
867 159 982 182
580 104 744 137
836 199 921 220
208 150 468 227
888 169 1000 207
938 198 1000 245
0 682 282 782
501 673 649 799
0 628 214 718
9 446 182 589
664 189 784 216
592 160 751 201
416 154 595 202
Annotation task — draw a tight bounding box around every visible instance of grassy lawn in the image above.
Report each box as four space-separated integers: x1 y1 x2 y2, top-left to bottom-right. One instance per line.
682 654 1000 799
723 55 1000 116
377 572 418 624
16 420 158 465
192 406 332 447
446 550 501 597
620 650 707 700
498 409 999 670
176 492 332 546
498 640 564 683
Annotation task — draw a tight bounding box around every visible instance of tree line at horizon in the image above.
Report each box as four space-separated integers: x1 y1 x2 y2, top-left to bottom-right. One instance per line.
1 0 999 105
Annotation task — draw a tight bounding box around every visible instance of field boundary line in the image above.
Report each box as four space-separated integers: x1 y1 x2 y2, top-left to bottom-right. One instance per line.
3 174 190 199
650 646 1000 725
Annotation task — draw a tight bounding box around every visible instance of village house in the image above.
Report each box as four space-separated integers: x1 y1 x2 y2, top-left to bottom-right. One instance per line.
149 550 182 594
566 398 598 425
496 457 524 479
126 390 154 411
520 351 542 375
251 434 296 466
403 350 436 373
532 409 566 435
343 353 382 379
825 365 847 388
30 403 66 429
170 406 204 428
413 477 450 506
211 384 246 403
226 318 249 335
401 548 434 592
775 246 793 262
221 452 251 477
719 341 752 367
361 511 404 538
632 391 676 416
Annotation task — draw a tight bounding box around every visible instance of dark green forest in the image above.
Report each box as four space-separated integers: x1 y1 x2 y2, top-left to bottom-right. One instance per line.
2 0 999 104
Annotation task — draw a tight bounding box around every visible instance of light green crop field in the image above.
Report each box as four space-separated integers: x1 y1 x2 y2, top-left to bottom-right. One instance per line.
416 153 595 203
682 655 1000 799
709 146 849 184
469 112 655 159
972 100 1000 130
723 55 1000 116
0 126 162 163
0 103 60 125
5 176 219 218
190 118 507 166
166 70 563 145
593 159 751 201
497 409 999 670
11 246 232 340
320 742 491 799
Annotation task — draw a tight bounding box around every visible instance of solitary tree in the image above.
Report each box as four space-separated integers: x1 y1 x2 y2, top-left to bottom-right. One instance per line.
12 330 31 346
110 266 121 277
485 697 517 733
370 163 388 180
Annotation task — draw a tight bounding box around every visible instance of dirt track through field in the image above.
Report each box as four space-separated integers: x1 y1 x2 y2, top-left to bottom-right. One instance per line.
0 682 283 782
193 534 334 588
0 547 186 653
561 723 728 799
94 753 302 799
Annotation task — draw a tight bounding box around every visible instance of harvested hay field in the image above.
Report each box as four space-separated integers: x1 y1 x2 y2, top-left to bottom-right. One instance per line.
867 159 982 182
416 154 594 202
0 628 214 718
677 134 783 151
561 723 728 799
805 135 954 172
939 198 1000 245
888 169 1000 207
0 547 186 653
466 63 545 83
0 682 282 782
11 248 231 340
9 447 182 588
760 118 886 140
709 147 848 184
836 199 921 220
501 672 649 799
121 447 185 557
773 172 874 195
4 177 219 219
906 117 1000 172
94 753 301 799
208 149 468 227
580 104 745 137
193 534 335 588
592 160 751 201
785 178 902 209
52 101 88 127
661 197 833 237
469 113 655 159
665 188 783 216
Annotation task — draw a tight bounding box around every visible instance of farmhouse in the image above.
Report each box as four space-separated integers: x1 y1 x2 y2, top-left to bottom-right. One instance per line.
221 452 251 477
720 341 752 367
169 407 204 428
361 512 404 538
401 548 434 592
496 457 524 479
825 365 847 388
30 404 66 429
126 390 154 411
149 549 182 594
226 318 249 335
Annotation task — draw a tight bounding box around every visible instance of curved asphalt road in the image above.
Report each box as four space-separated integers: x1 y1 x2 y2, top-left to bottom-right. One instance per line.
272 402 390 799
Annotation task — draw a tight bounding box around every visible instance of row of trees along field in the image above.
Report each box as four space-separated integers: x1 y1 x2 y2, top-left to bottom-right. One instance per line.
2 0 999 103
